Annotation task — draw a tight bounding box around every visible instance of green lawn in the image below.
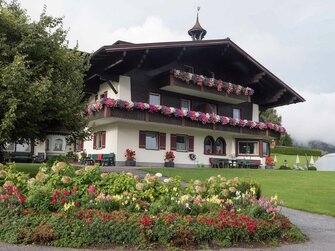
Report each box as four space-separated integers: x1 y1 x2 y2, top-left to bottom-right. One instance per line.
271 153 319 168
14 163 41 177
143 168 335 217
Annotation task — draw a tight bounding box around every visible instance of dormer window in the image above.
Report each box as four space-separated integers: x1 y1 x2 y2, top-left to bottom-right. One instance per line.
149 92 161 105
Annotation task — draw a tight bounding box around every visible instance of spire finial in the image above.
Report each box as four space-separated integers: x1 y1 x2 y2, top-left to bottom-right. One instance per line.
188 6 207 41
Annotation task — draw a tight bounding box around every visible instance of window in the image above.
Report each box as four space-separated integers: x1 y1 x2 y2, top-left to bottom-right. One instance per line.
233 108 241 119
209 104 217 114
215 138 226 155
95 94 98 101
181 99 191 112
139 131 166 150
238 141 259 155
74 139 83 152
145 132 159 150
204 136 214 154
54 139 63 151
149 92 161 105
262 141 270 157
45 139 50 151
93 131 106 149
176 135 188 151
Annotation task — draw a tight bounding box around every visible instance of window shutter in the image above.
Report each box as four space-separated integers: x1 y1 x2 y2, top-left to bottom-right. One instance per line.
104 91 108 98
159 133 166 150
188 136 194 152
93 133 97 149
80 140 84 151
139 131 146 148
73 141 77 152
101 131 106 148
170 134 176 151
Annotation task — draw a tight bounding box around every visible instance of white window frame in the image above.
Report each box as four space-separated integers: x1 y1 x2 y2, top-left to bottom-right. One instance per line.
96 132 103 149
237 140 259 156
149 92 161 105
145 131 159 150
181 99 191 112
233 108 241 119
176 135 188 152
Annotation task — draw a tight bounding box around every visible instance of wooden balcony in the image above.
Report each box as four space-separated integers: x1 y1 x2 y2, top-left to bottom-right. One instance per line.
89 107 281 139
159 72 250 104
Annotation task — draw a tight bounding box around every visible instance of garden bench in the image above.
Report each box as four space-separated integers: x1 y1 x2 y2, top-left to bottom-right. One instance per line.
236 159 261 169
2 151 32 163
86 153 115 166
209 158 230 168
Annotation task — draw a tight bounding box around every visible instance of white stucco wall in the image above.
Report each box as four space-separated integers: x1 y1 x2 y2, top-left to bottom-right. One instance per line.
116 123 236 167
88 75 131 104
83 124 118 156
45 135 68 156
252 104 259 122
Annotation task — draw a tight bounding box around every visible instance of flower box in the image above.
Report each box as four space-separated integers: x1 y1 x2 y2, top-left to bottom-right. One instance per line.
164 161 174 168
125 160 136 166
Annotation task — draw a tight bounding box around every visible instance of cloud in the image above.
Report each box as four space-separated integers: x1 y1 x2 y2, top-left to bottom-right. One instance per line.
277 91 335 145
104 16 188 44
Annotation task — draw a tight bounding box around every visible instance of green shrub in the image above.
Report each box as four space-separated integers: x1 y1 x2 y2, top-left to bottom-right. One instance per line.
237 181 261 199
271 147 322 156
278 165 291 170
308 166 317 171
47 155 69 167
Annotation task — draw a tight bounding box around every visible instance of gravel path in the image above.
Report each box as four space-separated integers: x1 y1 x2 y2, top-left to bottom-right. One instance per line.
0 166 334 250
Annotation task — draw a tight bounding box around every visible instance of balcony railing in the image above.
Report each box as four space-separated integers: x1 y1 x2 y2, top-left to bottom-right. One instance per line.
89 106 280 139
159 70 252 104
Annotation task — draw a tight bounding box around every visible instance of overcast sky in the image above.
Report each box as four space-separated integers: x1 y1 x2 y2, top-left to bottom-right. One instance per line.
19 0 335 144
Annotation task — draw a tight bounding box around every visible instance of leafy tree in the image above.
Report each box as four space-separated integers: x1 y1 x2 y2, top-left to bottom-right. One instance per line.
0 0 90 149
278 132 293 146
260 108 282 125
260 108 293 146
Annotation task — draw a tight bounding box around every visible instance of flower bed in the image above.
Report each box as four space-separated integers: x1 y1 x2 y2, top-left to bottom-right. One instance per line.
0 162 306 249
87 98 286 133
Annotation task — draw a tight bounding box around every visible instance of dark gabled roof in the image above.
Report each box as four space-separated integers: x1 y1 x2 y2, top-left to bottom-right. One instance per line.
86 38 305 108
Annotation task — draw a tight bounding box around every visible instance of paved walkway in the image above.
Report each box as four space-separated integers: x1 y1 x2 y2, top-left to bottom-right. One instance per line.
0 167 334 250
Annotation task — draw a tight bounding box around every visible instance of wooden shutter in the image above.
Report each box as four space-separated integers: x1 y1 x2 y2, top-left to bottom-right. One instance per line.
80 140 84 151
139 131 146 148
93 133 97 149
170 134 176 151
188 136 194 152
159 133 166 150
101 131 106 148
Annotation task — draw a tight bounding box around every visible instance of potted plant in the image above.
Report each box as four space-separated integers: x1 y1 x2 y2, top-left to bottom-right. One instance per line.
164 151 175 167
265 156 274 169
124 149 136 166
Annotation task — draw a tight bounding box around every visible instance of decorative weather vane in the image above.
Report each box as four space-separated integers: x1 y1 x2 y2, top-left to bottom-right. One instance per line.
188 6 207 40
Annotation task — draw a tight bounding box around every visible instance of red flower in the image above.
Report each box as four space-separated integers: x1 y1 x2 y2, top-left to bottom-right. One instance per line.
63 191 70 196
75 202 80 207
51 199 56 205
18 194 25 205
61 198 66 204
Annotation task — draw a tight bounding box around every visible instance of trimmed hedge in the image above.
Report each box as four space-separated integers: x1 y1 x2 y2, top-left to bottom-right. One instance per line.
271 147 322 156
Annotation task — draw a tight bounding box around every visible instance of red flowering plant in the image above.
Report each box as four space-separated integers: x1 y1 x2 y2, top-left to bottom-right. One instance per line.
125 149 136 161
0 185 25 211
164 151 175 162
265 157 275 167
